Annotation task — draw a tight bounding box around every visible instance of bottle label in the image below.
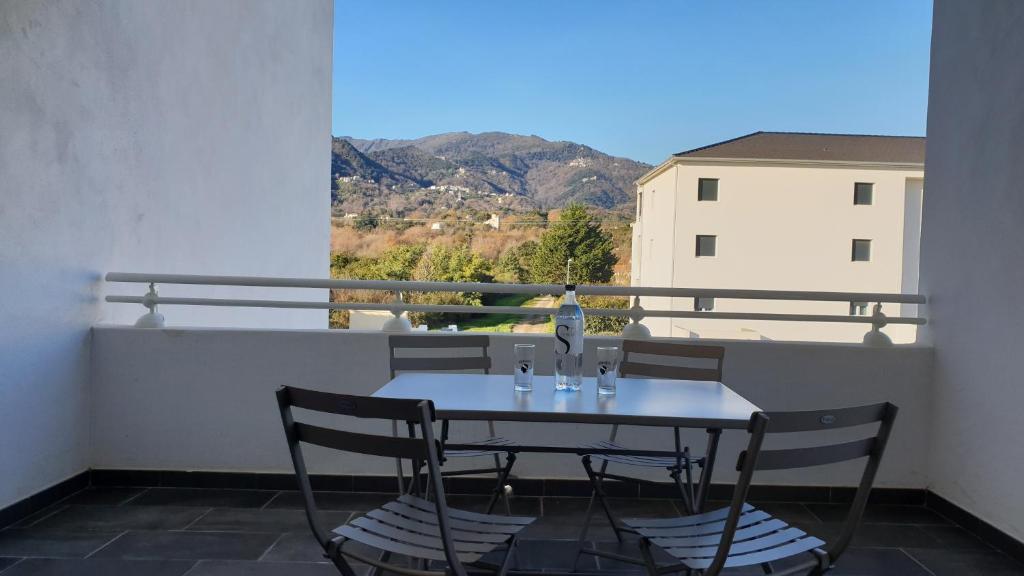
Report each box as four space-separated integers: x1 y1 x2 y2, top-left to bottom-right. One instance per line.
555 323 574 354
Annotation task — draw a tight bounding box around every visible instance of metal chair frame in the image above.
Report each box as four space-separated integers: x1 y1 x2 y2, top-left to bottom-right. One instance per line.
388 334 517 514
579 340 726 546
276 386 533 576
633 402 899 576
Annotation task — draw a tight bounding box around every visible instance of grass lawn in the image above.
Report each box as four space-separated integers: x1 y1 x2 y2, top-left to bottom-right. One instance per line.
459 293 540 333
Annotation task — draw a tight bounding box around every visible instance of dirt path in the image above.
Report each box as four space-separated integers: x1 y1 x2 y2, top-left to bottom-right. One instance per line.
512 295 558 333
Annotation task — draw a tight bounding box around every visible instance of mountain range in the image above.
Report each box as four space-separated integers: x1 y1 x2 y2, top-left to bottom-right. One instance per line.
331 132 651 216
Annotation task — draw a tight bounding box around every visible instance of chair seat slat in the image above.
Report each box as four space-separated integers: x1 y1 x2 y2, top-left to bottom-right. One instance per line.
664 527 810 557
363 509 510 544
348 516 495 553
585 440 702 468
335 525 482 563
445 436 517 458
648 519 789 548
624 503 754 528
635 510 771 538
721 537 826 568
381 501 524 534
398 495 534 526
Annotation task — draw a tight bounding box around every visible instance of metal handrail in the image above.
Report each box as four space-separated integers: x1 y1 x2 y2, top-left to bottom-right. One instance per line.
104 272 927 345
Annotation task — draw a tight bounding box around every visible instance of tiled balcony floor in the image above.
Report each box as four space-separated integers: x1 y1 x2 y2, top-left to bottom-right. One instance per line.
0 487 1021 575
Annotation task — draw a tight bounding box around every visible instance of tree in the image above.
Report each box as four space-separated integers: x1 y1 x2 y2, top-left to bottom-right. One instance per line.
409 243 493 326
353 212 378 231
495 240 537 284
529 203 617 284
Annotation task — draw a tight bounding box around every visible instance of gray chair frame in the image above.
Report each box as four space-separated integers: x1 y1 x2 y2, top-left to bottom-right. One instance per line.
579 340 726 545
632 402 898 576
388 334 517 514
276 386 533 576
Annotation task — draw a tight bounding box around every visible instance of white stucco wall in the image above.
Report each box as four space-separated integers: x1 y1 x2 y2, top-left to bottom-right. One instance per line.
920 0 1024 542
0 0 332 509
90 327 933 489
633 162 923 343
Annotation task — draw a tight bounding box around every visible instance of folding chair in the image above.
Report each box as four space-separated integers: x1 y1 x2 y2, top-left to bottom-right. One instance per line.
579 340 726 543
389 334 517 514
276 386 535 576
627 402 898 576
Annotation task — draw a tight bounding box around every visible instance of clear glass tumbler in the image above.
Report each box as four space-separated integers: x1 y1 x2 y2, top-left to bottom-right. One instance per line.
596 346 619 395
514 344 535 392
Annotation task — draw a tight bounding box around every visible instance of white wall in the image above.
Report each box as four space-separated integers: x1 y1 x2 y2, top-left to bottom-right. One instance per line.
0 0 332 509
91 327 933 488
921 0 1024 542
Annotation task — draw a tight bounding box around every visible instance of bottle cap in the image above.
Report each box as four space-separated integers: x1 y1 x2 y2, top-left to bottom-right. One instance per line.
565 284 576 291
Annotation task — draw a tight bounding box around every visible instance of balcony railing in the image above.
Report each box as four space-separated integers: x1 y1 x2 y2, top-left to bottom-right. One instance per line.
104 272 926 346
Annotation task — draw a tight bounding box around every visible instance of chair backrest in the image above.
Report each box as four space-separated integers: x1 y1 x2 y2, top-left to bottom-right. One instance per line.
276 386 467 574
388 334 492 378
735 402 898 566
620 339 725 381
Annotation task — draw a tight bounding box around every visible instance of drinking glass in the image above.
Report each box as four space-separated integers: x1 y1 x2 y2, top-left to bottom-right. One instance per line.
596 346 619 395
514 344 535 392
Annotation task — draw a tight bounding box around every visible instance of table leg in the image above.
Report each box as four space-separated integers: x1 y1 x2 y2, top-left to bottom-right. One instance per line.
695 428 722 512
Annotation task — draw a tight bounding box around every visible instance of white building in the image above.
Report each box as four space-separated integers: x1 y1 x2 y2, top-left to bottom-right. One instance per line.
631 132 925 342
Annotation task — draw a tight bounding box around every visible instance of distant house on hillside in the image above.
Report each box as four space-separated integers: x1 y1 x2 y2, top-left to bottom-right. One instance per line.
631 131 925 343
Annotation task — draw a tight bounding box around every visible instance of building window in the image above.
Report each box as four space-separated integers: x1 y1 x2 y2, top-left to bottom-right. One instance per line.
851 239 871 262
695 297 715 311
854 182 873 205
698 178 718 201
696 235 717 257
850 301 869 316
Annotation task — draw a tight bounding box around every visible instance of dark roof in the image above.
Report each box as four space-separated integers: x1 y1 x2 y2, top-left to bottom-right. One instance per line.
674 132 925 164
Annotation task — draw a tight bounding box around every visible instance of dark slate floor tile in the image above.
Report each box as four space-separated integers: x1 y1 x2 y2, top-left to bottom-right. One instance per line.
541 497 679 522
587 539 673 572
805 503 951 525
521 519 618 541
511 539 598 572
91 530 280 561
442 495 541 517
918 524 994 550
0 557 195 576
28 506 208 532
0 530 121 558
904 547 1024 576
828 548 933 575
544 478 635 498
57 487 147 507
264 492 395 512
184 559 345 575
0 557 21 572
6 506 68 530
128 488 276 509
793 522 940 549
259 532 327 563
186 508 351 533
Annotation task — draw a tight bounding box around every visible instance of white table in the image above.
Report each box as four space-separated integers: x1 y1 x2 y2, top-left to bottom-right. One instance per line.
373 373 761 511
374 373 760 429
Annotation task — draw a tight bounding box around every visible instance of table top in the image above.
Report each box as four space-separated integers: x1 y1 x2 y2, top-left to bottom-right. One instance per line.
373 373 761 429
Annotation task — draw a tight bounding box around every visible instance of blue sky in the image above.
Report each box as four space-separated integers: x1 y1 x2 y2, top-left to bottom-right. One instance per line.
333 1 932 165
